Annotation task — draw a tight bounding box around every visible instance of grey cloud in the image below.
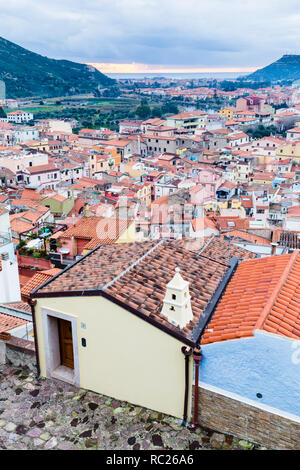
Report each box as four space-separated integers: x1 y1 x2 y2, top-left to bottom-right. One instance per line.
0 0 300 67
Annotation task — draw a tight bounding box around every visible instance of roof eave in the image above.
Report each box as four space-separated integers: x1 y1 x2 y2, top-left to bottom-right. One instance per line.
191 257 240 346
31 286 194 347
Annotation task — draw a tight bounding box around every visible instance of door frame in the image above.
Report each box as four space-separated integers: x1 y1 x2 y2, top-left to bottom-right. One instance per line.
41 307 80 387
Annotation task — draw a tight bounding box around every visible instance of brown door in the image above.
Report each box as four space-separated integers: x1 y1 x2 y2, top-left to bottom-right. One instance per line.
58 319 74 369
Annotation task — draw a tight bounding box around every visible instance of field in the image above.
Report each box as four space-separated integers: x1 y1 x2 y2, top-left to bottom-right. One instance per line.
5 95 165 131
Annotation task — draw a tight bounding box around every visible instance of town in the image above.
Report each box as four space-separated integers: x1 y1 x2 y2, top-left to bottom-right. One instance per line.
0 70 300 452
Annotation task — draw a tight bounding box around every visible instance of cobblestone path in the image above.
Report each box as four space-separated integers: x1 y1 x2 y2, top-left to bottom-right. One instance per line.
0 365 268 450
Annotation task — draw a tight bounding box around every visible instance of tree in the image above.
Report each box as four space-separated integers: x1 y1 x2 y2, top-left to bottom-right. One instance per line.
161 101 178 115
151 106 163 118
135 99 151 119
0 107 6 118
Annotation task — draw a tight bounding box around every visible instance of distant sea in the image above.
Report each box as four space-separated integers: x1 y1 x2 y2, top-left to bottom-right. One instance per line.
106 72 248 80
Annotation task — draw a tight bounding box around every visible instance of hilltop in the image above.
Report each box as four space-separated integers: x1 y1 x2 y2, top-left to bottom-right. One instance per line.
246 55 300 82
0 37 115 98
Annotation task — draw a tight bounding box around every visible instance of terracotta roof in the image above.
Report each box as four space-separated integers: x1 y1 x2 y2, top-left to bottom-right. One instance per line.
198 235 257 264
35 240 228 342
21 189 41 201
0 312 28 333
215 217 250 231
44 194 67 202
192 217 218 232
10 218 34 234
60 216 103 240
221 230 271 246
202 252 300 344
0 302 31 314
25 164 57 174
21 269 61 298
240 196 253 209
60 216 132 245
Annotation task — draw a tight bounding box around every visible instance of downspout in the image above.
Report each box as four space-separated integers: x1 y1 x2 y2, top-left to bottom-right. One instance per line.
181 346 193 427
28 298 40 378
191 346 203 428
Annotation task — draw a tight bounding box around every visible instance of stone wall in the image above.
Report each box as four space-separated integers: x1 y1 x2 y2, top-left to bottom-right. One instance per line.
194 385 300 450
5 336 37 373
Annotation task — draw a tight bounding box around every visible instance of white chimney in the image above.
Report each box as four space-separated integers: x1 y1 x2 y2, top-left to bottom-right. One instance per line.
161 267 193 329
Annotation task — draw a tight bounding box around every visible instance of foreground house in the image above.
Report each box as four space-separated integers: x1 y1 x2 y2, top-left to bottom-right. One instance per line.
30 240 230 421
29 240 300 448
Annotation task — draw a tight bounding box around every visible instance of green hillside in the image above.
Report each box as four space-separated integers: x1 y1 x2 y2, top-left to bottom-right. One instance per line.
247 55 300 82
0 37 115 98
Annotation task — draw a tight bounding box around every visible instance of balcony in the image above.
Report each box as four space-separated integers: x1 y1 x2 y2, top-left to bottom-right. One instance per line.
0 232 11 247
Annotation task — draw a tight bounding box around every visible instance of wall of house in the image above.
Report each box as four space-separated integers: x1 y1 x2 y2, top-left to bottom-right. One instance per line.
199 330 300 418
194 383 300 450
0 256 21 303
115 222 137 244
41 198 74 216
284 217 300 231
34 295 192 420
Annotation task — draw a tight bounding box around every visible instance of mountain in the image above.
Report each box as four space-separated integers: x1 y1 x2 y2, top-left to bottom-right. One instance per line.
0 37 115 98
246 55 300 82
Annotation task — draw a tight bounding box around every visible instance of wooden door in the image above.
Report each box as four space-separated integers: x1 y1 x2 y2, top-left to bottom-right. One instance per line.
58 319 74 369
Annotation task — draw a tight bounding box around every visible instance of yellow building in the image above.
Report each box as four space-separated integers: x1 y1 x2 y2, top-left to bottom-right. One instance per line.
23 140 51 152
89 152 116 176
122 161 145 179
93 145 121 167
233 162 251 184
218 107 236 120
30 240 228 421
133 183 152 207
276 142 300 164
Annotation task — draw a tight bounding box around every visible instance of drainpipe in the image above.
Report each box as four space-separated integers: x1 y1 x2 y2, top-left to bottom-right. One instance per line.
181 346 193 427
191 346 203 429
28 298 40 378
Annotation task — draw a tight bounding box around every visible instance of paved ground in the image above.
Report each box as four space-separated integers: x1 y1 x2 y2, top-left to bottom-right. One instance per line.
0 365 268 450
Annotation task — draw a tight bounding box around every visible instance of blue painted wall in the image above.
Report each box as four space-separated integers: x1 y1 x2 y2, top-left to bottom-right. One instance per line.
199 331 300 417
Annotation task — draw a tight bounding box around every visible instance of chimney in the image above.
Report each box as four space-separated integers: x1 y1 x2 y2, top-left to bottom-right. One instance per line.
271 242 278 256
161 267 193 329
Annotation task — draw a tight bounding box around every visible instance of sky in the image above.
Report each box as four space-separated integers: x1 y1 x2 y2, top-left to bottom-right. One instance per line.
1 0 300 73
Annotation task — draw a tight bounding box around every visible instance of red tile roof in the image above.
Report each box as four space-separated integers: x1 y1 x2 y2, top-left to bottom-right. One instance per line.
59 216 133 246
21 269 61 298
198 235 257 264
21 189 41 201
202 251 300 344
0 302 31 314
0 313 28 333
34 240 228 342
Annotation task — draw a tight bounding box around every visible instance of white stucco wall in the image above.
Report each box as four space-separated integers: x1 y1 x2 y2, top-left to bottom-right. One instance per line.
34 295 193 420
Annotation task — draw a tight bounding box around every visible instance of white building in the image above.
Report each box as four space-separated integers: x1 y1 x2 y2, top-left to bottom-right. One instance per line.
7 111 34 123
0 151 48 174
21 163 60 190
0 210 21 303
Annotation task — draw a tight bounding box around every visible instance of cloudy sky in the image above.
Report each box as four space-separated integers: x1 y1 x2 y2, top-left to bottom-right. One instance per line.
1 0 300 72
